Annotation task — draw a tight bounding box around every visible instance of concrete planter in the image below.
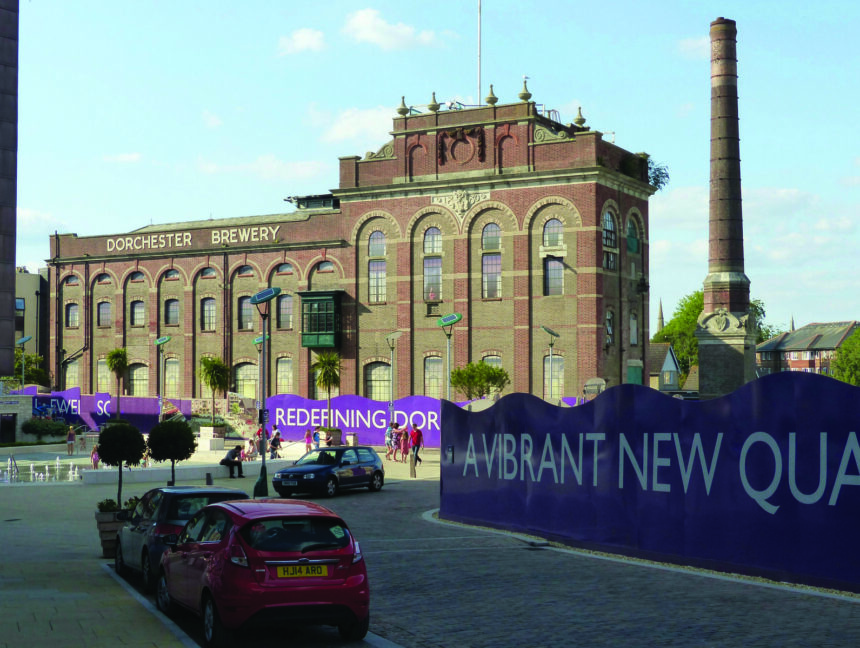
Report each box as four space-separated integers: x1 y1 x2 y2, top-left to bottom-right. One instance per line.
94 511 124 558
198 426 225 451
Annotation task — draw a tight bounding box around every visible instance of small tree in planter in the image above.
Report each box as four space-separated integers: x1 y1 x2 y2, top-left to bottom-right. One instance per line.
106 348 129 420
311 351 342 444
98 421 146 507
200 355 230 427
147 419 197 485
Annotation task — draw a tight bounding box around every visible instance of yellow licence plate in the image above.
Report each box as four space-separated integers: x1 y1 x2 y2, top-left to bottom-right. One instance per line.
277 565 329 578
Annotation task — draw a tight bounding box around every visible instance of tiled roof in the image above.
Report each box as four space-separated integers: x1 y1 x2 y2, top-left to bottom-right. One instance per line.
648 342 671 374
683 365 699 391
130 211 313 234
757 321 859 352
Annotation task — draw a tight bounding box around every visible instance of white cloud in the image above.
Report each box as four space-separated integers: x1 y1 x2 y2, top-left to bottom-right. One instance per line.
202 110 222 128
677 36 710 61
320 106 393 145
342 9 437 50
17 207 61 234
103 153 141 163
197 154 329 183
278 28 325 55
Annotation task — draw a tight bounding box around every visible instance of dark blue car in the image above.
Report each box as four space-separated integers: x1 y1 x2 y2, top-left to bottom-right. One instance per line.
272 446 384 498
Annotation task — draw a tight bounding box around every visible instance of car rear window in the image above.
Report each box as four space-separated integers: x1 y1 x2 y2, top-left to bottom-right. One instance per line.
240 517 351 552
167 493 247 521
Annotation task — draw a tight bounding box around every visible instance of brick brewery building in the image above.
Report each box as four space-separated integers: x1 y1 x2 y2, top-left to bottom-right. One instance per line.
46 88 655 403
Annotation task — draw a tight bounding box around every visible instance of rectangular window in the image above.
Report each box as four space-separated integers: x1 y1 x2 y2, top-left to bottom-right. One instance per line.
66 303 79 328
201 298 215 331
630 313 638 346
97 359 110 393
482 254 501 299
276 357 293 394
364 362 391 401
238 297 254 330
65 359 79 390
368 260 386 303
603 251 618 271
543 356 564 400
423 257 441 300
131 301 145 327
164 358 179 398
97 302 111 327
424 357 443 399
277 295 293 329
164 299 179 326
544 257 563 296
304 301 334 333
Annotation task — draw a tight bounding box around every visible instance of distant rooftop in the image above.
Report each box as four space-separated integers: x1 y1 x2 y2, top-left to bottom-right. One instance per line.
757 321 860 352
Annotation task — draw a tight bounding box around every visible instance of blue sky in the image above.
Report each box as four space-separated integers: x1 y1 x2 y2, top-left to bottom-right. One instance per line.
16 0 860 334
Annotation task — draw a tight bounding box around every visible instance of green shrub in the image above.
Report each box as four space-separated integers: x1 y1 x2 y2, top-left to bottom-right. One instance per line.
188 416 237 436
21 418 69 440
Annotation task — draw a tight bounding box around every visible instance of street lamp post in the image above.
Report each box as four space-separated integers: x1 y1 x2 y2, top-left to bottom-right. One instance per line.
250 286 281 498
636 274 649 385
385 331 403 424
16 336 32 390
154 336 171 423
253 332 270 432
436 313 462 401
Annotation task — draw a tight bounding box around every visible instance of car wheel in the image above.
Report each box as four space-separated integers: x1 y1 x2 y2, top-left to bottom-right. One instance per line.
202 593 230 648
141 551 155 593
338 615 369 641
324 477 338 498
114 539 127 577
368 471 384 492
155 570 175 616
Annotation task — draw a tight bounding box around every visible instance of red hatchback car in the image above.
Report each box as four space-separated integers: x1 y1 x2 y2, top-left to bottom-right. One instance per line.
156 499 370 647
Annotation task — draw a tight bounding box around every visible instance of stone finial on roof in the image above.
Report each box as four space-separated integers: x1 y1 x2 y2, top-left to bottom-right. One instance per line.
396 96 409 116
485 84 498 106
518 79 532 102
428 92 440 113
574 106 586 127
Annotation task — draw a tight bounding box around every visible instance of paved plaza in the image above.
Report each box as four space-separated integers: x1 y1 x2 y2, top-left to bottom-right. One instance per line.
2 441 860 647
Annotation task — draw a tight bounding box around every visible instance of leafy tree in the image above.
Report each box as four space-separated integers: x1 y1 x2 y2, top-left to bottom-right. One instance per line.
450 362 511 401
106 348 129 420
652 290 784 381
647 158 670 191
98 421 146 506
832 328 860 386
147 419 197 485
199 356 230 425
14 348 50 388
311 351 342 429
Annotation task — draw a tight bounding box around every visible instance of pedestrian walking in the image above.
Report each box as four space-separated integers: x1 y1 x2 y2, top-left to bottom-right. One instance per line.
220 445 245 478
270 430 282 459
385 422 398 460
66 426 76 456
313 426 321 450
304 427 313 454
410 425 424 466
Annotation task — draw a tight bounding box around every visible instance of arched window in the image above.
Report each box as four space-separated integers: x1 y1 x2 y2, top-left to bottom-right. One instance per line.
317 261 334 273
164 358 179 398
424 356 443 399
96 302 111 327
164 299 179 326
364 361 391 401
65 303 79 328
200 297 215 331
238 296 253 330
627 218 640 254
276 263 293 274
543 218 563 247
64 275 79 286
424 227 442 254
482 355 501 368
312 369 340 400
95 273 111 284
544 257 563 296
543 355 564 400
128 363 149 396
237 265 254 277
276 357 293 394
482 223 501 250
603 211 618 270
233 363 257 399
164 269 180 281
368 231 386 256
277 294 293 329
200 267 216 279
129 271 145 282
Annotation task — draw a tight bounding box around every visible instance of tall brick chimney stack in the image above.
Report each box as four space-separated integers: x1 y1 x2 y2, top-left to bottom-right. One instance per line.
695 17 757 399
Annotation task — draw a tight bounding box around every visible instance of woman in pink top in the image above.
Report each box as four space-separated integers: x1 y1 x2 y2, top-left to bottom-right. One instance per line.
304 428 313 454
399 427 410 463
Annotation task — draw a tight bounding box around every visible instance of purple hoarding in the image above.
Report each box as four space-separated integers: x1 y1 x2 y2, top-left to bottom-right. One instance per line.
439 372 860 592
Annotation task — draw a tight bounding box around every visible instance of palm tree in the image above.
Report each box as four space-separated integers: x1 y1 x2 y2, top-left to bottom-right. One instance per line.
311 351 342 430
105 348 128 420
200 356 231 425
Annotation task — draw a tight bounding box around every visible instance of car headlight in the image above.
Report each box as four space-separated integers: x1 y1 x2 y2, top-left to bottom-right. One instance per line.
304 474 315 480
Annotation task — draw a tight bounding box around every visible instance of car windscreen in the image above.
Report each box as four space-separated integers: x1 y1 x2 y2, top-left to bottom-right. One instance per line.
240 516 351 552
295 450 339 466
166 493 247 521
